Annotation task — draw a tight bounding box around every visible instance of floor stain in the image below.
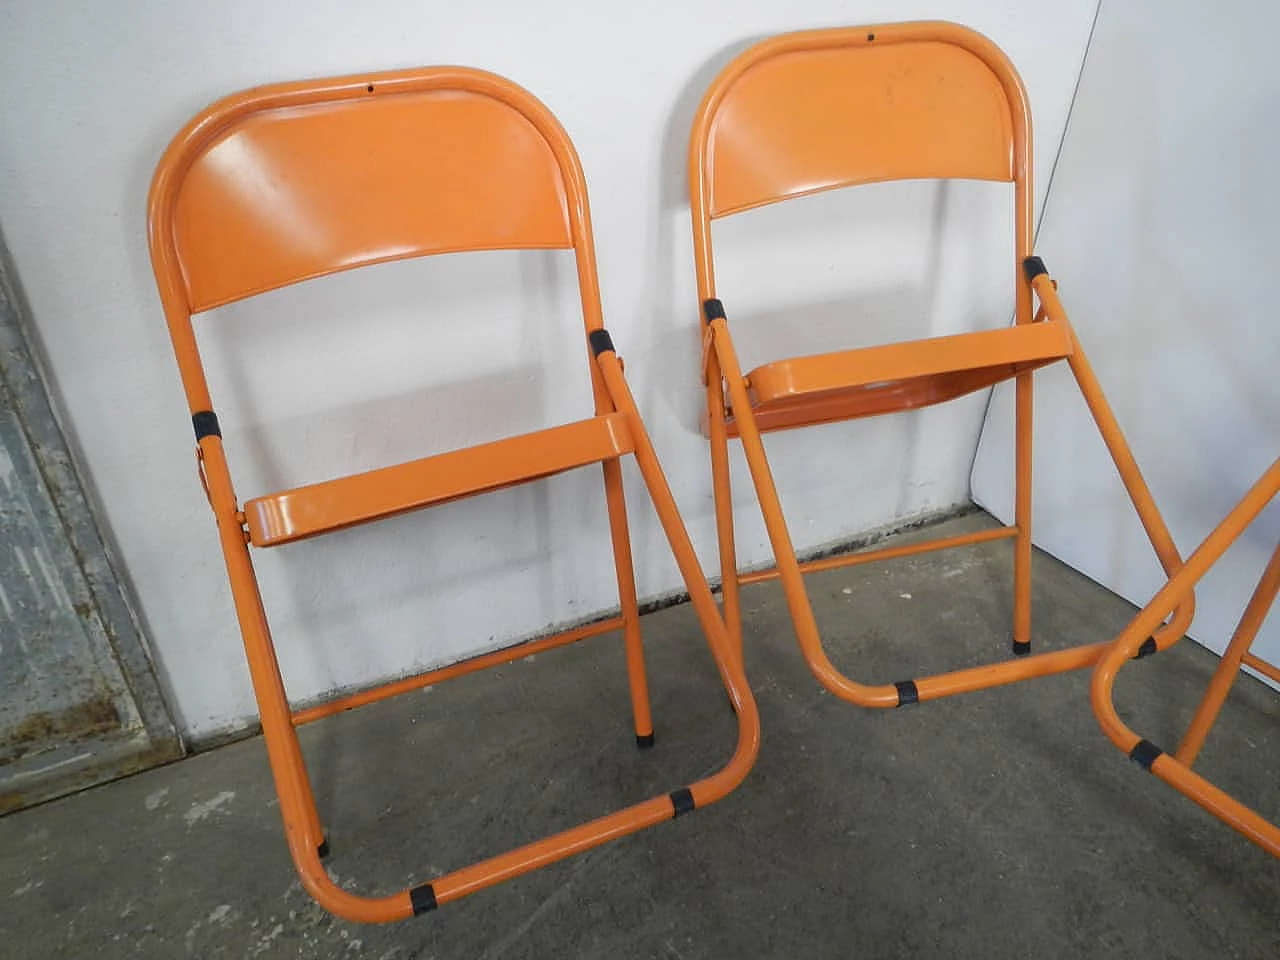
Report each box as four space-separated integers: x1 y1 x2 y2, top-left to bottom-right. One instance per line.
144 786 169 812
182 790 235 826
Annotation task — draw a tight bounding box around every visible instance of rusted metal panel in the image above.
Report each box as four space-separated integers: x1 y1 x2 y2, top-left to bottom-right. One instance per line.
0 242 183 812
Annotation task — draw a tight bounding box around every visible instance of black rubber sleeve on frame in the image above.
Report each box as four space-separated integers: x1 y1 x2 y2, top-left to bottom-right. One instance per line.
192 410 221 440
894 680 920 706
410 883 438 915
1022 256 1048 282
1012 639 1032 657
1128 739 1163 771
589 329 616 356
1134 636 1159 659
670 788 696 818
703 298 726 324
636 733 655 750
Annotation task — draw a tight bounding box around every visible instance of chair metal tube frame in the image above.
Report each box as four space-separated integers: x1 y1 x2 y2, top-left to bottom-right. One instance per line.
689 23 1193 706
149 66 760 923
1093 457 1280 858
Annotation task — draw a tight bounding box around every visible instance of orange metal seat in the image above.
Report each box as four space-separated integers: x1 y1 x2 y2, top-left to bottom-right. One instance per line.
689 22 1194 706
148 66 759 923
732 321 1072 435
243 414 635 547
1094 457 1280 858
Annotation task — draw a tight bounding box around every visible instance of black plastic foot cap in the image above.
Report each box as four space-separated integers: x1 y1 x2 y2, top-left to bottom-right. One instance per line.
894 679 920 706
588 328 615 356
1134 636 1158 659
410 883 438 915
636 732 655 750
1011 639 1031 657
670 787 696 818
317 837 330 860
1129 739 1163 771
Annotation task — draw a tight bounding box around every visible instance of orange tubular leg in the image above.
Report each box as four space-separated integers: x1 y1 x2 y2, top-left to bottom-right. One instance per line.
1012 370 1033 654
201 441 325 857
601 456 655 745
703 266 1194 710
430 347 766 910
1176 540 1280 765
293 615 626 726
738 526 1017 586
594 348 757 727
709 316 899 708
706 350 744 663
710 311 1096 707
1032 289 1193 650
1092 456 1280 859
1242 652 1280 686
202 368 759 924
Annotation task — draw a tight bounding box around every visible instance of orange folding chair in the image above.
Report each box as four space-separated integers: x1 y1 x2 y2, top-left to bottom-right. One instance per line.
1094 457 1280 857
689 22 1194 706
148 66 759 923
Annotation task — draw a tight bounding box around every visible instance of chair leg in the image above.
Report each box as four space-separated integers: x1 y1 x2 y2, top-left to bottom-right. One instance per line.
217 441 760 923
218 520 326 861
1012 371 1034 655
1091 456 1280 858
405 392 764 917
601 457 655 748
704 316 1145 708
687 283 1191 710
1176 539 1280 764
707 374 744 665
705 321 899 708
1065 336 1194 642
597 358 742 683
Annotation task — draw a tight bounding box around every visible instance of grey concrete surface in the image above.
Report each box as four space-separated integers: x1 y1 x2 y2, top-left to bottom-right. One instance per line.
1 514 1277 958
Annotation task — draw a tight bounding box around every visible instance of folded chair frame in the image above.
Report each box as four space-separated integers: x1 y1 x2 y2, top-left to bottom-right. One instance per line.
1094 456 1280 857
688 22 1194 706
148 66 760 924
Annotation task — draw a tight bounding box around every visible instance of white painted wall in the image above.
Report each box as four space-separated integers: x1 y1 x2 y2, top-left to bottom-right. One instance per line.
0 1 1097 738
973 0 1280 679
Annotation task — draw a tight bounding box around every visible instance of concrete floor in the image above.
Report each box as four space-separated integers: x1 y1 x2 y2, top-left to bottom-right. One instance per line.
2 514 1277 958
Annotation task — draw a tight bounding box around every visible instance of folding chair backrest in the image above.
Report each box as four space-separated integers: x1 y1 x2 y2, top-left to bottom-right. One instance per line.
149 67 606 415
689 22 1034 317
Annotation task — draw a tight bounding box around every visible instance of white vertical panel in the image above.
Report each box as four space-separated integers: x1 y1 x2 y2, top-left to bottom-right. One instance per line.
973 0 1280 680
